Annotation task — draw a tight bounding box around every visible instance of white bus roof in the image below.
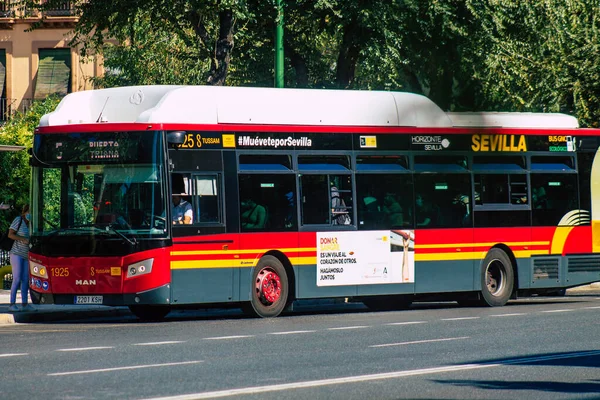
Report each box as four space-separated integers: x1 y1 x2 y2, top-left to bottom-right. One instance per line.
446 112 579 129
38 85 579 129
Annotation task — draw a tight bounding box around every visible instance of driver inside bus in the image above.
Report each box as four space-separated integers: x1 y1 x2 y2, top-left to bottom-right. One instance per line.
172 193 193 225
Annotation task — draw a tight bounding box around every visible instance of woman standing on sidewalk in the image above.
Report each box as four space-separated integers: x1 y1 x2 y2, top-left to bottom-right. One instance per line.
7 204 32 312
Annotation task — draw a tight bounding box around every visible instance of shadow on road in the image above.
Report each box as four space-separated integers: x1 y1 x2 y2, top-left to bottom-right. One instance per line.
434 350 600 396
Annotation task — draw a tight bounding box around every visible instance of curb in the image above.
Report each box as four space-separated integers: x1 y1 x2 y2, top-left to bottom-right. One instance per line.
0 313 14 324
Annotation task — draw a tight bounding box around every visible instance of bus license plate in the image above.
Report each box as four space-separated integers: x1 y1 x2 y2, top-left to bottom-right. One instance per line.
75 296 103 305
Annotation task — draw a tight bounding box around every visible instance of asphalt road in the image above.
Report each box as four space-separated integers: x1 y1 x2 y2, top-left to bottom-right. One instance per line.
1 295 600 400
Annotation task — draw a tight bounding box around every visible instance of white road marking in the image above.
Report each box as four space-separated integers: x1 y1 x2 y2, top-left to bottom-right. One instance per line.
386 321 427 326
48 360 202 376
269 330 317 335
583 306 600 309
0 353 29 357
327 326 370 331
133 341 186 346
441 317 480 321
139 351 600 400
204 335 254 340
370 336 469 348
541 309 574 313
56 346 114 352
489 313 527 317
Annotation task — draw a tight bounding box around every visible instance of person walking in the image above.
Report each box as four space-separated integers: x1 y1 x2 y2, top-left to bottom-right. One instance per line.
8 204 33 312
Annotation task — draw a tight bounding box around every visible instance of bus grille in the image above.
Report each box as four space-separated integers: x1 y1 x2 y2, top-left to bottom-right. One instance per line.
533 258 559 280
567 257 600 273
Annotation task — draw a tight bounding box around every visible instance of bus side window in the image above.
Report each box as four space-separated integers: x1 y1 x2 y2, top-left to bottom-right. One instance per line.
300 175 329 225
414 173 471 228
193 175 221 223
531 174 578 226
239 174 297 231
300 174 353 226
356 174 413 230
171 173 193 225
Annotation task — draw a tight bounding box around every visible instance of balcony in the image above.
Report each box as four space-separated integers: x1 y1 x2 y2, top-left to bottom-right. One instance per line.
0 98 34 124
0 1 14 18
0 1 77 25
44 1 76 17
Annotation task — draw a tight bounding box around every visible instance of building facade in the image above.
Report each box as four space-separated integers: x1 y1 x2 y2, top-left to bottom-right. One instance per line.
0 1 100 122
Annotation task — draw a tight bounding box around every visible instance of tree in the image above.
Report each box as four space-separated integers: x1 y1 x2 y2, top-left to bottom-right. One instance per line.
71 0 244 86
465 0 600 126
25 0 600 123
0 97 61 229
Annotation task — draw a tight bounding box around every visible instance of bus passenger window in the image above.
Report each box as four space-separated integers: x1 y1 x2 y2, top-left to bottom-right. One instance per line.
193 175 221 223
356 174 413 230
300 174 353 226
171 173 193 225
531 174 578 226
414 174 471 228
239 174 297 231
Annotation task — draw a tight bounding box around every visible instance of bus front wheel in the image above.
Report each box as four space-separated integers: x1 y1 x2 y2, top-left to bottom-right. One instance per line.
245 256 289 318
479 248 514 307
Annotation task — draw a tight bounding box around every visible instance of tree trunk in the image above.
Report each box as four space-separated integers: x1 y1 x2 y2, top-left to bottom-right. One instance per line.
207 9 235 86
288 46 308 87
335 19 361 89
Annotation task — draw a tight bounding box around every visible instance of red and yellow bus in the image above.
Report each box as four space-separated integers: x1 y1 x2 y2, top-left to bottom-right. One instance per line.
28 85 600 319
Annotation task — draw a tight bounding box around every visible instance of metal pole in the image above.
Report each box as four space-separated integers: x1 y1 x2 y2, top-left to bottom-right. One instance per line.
275 0 284 88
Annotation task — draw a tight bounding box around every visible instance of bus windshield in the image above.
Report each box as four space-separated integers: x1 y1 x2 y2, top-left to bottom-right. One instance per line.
31 131 168 240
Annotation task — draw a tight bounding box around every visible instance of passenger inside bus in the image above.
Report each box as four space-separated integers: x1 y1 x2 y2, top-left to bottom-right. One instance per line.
415 194 437 227
383 192 403 227
241 198 267 229
331 186 351 225
532 186 548 209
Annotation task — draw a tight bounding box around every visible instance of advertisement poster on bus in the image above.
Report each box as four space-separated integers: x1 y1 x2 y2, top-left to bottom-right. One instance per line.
316 230 414 286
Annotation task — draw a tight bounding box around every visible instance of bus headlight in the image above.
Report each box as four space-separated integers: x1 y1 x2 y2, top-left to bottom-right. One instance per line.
126 258 153 278
30 261 48 279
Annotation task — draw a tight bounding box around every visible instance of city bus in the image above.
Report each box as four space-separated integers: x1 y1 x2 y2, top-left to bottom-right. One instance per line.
28 85 600 319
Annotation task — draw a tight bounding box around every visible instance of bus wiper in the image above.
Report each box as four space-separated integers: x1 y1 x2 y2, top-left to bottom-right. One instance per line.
105 223 138 246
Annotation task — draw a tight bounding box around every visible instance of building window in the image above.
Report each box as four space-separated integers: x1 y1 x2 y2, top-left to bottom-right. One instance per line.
34 48 72 100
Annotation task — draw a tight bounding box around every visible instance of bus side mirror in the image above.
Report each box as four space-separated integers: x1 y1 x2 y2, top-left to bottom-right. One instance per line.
167 131 186 145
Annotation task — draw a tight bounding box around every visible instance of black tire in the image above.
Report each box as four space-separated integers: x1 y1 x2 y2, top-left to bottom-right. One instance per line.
30 290 42 304
244 255 289 318
363 295 413 311
129 305 170 321
479 248 514 307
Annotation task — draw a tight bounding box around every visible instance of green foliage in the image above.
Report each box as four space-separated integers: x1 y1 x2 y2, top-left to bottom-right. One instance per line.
466 0 600 126
0 97 61 228
24 0 600 126
90 17 210 87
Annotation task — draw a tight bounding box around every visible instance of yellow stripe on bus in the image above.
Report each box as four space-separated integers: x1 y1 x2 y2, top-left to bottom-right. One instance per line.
171 256 318 270
414 249 549 261
172 241 550 257
172 248 548 269
414 241 550 249
171 247 317 256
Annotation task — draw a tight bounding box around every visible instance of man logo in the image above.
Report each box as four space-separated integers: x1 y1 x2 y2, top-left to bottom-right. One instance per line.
75 280 96 286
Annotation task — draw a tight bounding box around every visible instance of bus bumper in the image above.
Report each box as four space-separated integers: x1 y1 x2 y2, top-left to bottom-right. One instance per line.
31 283 171 306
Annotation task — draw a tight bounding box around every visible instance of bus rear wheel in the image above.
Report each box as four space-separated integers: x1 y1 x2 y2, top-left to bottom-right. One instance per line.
244 256 289 318
129 305 170 321
478 248 514 307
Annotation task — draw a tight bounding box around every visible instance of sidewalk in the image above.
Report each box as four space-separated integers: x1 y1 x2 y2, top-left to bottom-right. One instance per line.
0 289 129 324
